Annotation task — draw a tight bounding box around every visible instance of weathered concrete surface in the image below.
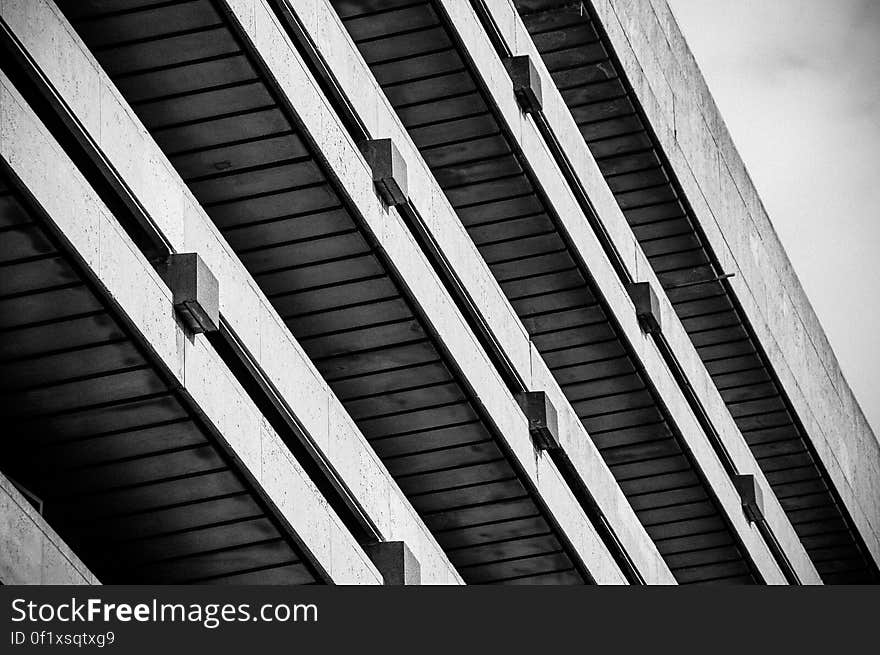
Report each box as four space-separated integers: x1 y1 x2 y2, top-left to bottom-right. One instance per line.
0 74 383 585
0 0 460 585
0 0 627 584
470 0 821 583
588 0 880 569
0 474 98 585
278 0 675 584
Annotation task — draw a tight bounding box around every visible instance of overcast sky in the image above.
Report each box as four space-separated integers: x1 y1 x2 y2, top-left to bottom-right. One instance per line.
666 0 880 436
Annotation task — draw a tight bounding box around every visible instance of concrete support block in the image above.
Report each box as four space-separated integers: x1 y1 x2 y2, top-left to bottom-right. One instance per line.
505 55 543 113
627 282 662 335
735 474 765 523
516 391 560 451
364 541 421 585
159 253 219 333
359 138 408 206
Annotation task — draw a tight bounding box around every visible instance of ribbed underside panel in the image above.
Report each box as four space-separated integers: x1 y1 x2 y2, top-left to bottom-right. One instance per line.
331 0 757 584
0 169 320 584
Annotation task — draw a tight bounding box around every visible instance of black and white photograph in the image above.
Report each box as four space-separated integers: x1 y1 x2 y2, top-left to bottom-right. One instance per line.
0 0 878 650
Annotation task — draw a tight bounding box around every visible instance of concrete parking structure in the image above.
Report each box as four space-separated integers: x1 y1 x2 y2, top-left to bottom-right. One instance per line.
0 0 876 585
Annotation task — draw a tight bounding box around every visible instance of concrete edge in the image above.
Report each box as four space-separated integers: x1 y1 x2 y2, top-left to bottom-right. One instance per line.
0 472 99 585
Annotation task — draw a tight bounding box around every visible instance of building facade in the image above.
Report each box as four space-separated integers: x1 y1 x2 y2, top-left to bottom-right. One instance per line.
0 0 877 585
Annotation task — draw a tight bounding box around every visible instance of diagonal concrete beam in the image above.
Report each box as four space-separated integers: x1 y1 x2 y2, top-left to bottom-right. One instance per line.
0 74 382 585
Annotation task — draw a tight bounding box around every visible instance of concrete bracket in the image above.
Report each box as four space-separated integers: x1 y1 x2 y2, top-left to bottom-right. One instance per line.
359 139 409 206
516 391 561 450
734 474 765 523
504 55 543 113
363 541 421 585
159 253 220 334
626 282 662 335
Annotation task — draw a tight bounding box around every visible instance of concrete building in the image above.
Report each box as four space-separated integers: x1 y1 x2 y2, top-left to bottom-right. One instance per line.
0 0 876 585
